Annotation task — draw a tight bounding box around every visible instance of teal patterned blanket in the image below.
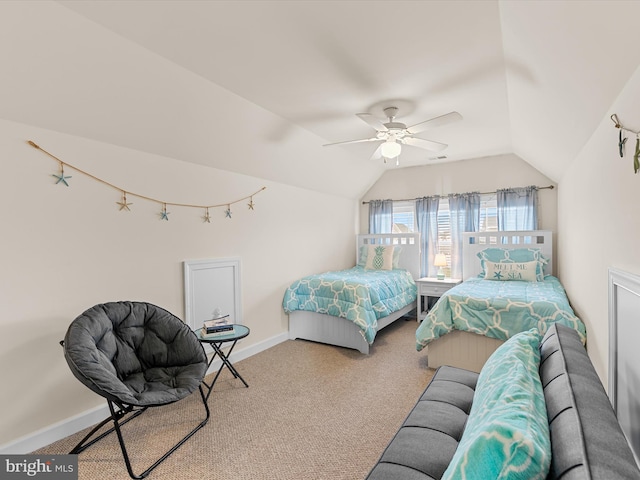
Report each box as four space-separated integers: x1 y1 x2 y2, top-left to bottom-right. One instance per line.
283 266 417 344
416 276 586 351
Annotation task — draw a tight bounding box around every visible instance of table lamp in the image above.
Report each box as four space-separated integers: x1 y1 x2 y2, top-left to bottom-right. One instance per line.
434 254 447 280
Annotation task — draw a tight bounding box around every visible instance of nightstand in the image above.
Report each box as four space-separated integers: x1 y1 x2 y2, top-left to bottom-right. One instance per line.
416 277 462 321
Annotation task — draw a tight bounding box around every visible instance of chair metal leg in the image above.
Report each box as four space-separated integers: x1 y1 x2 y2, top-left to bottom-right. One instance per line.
70 386 210 479
70 404 146 455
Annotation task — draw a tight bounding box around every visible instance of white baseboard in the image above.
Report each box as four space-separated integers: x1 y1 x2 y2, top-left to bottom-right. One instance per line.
0 331 289 454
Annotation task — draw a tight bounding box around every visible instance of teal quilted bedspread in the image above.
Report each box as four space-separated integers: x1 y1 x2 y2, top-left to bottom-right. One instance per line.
283 266 417 344
416 276 586 351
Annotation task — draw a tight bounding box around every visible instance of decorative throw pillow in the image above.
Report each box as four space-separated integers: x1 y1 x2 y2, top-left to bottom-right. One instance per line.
484 260 538 282
357 245 368 267
364 245 394 270
358 245 402 269
477 248 548 281
392 246 402 269
442 328 551 480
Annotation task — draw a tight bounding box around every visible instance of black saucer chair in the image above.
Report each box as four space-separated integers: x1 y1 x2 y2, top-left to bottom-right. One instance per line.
61 301 210 479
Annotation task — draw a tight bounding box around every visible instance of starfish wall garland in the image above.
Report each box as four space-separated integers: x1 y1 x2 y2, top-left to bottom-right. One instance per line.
28 140 266 221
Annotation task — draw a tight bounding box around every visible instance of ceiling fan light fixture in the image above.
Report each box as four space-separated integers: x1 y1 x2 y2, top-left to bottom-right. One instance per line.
380 140 401 158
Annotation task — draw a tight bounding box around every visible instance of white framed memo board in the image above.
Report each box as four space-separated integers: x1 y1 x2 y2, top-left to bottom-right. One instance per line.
608 267 640 466
183 257 242 331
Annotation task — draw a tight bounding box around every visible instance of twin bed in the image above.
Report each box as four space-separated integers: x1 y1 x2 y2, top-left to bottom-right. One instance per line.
284 233 420 354
283 230 585 372
417 230 586 371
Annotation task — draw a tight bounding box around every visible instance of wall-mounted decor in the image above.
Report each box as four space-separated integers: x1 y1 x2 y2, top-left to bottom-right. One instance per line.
28 140 266 222
611 114 640 174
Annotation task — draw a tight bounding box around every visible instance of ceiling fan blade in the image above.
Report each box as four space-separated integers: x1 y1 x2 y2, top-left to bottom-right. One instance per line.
403 136 448 152
356 113 388 132
371 143 384 160
323 137 380 147
406 111 463 134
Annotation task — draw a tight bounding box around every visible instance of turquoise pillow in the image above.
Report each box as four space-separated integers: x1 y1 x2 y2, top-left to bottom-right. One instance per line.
442 328 551 480
357 245 367 267
477 248 548 281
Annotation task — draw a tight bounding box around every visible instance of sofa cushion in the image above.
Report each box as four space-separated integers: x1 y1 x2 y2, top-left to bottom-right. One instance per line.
366 366 478 480
442 328 551 480
540 323 640 480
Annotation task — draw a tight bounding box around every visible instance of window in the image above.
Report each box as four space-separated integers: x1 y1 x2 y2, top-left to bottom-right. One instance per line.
392 196 498 277
392 201 415 233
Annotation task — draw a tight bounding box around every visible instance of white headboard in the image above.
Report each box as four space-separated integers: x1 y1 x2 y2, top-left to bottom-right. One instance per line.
462 230 553 280
357 233 421 280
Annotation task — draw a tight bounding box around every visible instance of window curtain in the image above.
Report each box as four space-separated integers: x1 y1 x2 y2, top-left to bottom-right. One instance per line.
368 199 393 234
415 196 439 278
497 186 538 230
448 193 480 279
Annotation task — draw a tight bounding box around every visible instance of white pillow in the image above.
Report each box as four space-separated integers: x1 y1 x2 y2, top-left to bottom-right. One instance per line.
484 260 538 282
364 245 394 271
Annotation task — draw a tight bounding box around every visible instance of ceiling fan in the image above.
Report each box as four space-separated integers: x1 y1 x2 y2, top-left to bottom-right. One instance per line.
323 106 462 164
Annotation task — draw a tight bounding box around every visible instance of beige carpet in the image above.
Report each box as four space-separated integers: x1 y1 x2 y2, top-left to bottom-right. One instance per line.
35 318 434 479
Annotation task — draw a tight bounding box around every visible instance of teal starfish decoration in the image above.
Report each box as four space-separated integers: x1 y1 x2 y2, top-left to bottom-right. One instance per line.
225 207 232 218
52 173 72 186
248 198 255 210
493 271 503 280
52 166 72 186
203 208 211 223
160 204 170 221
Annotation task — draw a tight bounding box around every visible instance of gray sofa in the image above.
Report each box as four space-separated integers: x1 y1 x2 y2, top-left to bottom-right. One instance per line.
367 323 640 479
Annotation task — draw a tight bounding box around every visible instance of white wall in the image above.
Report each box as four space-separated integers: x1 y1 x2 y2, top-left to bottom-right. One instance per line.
0 1 364 450
558 64 640 388
0 122 358 449
0 1 381 200
360 153 557 239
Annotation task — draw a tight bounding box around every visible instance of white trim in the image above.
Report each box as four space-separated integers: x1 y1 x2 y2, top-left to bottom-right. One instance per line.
183 257 242 330
608 267 640 467
0 330 289 454
0 403 109 454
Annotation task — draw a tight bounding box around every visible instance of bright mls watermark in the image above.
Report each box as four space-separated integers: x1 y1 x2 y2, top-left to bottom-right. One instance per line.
1 455 77 479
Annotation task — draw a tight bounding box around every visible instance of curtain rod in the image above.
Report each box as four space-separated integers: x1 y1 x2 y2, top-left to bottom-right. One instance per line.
361 184 555 205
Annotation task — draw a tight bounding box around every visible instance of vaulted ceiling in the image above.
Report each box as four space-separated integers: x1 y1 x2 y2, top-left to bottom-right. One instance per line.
3 1 640 197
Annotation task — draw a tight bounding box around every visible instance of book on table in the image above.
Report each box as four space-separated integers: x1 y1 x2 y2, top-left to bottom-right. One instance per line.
202 315 233 334
200 325 235 339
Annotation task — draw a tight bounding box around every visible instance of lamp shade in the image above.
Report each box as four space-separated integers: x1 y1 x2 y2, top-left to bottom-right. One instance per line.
380 140 401 158
434 253 447 267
